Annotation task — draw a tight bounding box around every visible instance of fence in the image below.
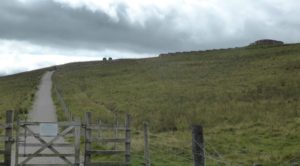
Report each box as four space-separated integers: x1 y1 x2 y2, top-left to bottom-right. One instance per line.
54 82 74 121
1 109 299 165
0 109 131 166
0 111 223 166
14 117 81 166
0 110 14 166
83 112 131 166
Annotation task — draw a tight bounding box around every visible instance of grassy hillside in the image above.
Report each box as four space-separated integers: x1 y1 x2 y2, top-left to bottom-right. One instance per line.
0 69 47 120
0 44 298 165
52 44 300 165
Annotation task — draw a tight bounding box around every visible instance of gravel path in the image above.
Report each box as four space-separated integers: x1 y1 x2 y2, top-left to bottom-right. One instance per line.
29 71 57 122
12 71 81 165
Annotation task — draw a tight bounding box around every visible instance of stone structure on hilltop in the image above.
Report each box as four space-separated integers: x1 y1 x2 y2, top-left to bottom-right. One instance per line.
250 39 284 46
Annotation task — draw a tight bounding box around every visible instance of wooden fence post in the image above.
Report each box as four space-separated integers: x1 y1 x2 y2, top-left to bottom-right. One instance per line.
74 117 81 166
5 110 13 166
144 122 151 166
84 112 92 165
15 110 20 166
125 114 131 166
114 111 119 150
97 120 102 139
192 125 205 166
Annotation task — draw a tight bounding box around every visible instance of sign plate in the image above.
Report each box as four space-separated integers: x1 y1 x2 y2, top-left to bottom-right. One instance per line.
40 123 58 137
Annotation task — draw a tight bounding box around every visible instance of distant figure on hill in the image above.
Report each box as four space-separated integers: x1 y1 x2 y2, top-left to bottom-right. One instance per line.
102 57 113 62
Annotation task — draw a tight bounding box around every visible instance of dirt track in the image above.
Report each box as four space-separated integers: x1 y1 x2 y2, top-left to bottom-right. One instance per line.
12 71 81 165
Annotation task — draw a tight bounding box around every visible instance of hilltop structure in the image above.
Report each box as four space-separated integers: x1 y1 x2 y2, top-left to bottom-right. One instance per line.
249 39 284 46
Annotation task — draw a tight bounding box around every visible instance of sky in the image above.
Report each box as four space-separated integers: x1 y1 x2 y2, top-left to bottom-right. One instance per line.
0 0 300 75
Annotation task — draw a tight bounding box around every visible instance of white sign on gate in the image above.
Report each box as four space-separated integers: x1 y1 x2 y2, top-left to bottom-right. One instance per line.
40 123 58 137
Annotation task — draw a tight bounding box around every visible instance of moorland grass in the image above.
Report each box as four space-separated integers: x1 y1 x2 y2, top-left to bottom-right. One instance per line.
0 69 47 120
0 68 46 162
52 44 300 165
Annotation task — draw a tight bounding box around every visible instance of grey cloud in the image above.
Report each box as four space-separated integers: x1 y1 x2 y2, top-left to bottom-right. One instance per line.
0 0 197 54
0 0 300 56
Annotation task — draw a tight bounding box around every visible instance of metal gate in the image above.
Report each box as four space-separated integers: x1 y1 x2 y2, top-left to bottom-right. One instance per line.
15 116 81 166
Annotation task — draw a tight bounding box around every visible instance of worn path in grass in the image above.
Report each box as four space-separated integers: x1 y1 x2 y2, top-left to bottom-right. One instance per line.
12 71 81 165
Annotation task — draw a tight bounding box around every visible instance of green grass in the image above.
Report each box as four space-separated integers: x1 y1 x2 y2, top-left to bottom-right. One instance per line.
52 44 300 165
0 69 47 120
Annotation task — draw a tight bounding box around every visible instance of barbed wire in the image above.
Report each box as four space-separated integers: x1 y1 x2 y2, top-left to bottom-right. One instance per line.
144 131 233 165
205 141 225 160
192 138 231 165
142 129 235 165
149 142 193 162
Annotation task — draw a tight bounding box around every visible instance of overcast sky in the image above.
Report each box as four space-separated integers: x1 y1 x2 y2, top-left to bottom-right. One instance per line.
1 0 300 75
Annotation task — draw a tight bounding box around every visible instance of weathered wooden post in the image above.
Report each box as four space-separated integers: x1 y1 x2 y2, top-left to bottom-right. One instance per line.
97 120 102 139
5 110 13 166
114 111 119 150
74 117 81 166
144 122 151 166
192 125 205 166
15 110 20 166
125 114 131 166
69 111 73 122
84 112 92 165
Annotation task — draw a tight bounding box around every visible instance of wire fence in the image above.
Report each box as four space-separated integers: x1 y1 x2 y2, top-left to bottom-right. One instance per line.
138 128 234 165
53 79 75 122
142 128 300 166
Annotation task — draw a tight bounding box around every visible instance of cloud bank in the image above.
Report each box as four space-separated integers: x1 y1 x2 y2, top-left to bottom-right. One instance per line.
0 0 300 75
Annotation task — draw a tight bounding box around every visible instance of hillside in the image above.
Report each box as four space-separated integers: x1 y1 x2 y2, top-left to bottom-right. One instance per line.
0 69 47 119
54 44 299 128
51 44 300 165
0 44 299 165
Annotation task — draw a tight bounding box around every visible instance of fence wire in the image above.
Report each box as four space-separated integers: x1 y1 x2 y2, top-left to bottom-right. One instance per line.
142 130 235 165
